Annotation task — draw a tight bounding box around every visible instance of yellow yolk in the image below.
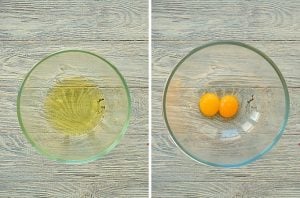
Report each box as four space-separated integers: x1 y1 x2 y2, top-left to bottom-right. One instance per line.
199 93 220 117
219 95 239 118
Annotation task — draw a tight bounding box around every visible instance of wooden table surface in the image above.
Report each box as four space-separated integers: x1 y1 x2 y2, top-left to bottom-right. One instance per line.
0 0 148 197
152 0 300 197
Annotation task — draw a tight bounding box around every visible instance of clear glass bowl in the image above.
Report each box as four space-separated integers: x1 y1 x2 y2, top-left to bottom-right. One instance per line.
163 41 290 168
17 50 131 163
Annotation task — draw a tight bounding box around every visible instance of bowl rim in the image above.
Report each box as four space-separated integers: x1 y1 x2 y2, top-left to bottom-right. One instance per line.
163 40 290 168
17 49 131 164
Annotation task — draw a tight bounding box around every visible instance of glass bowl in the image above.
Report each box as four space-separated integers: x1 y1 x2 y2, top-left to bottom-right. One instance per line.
163 41 290 168
17 50 131 163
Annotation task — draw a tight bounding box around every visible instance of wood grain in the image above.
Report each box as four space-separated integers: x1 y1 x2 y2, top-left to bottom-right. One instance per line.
0 0 147 41
152 41 300 88
153 0 300 41
152 182 300 198
0 181 148 198
0 41 148 88
0 88 148 197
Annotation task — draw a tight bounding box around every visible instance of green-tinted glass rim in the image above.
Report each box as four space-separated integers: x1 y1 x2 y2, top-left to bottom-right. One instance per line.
163 41 290 168
17 49 131 164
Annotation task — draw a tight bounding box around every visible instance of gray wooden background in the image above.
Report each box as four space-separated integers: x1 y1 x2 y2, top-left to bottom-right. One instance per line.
0 0 148 197
152 0 300 197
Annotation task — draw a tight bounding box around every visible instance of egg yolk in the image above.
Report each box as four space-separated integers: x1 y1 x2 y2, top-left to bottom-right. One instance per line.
219 95 239 118
199 93 220 117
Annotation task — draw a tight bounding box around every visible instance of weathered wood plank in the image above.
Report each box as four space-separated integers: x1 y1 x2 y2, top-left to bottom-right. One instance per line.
0 181 148 198
0 41 148 88
0 0 147 41
152 41 300 88
153 0 300 41
152 181 300 198
0 88 148 197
